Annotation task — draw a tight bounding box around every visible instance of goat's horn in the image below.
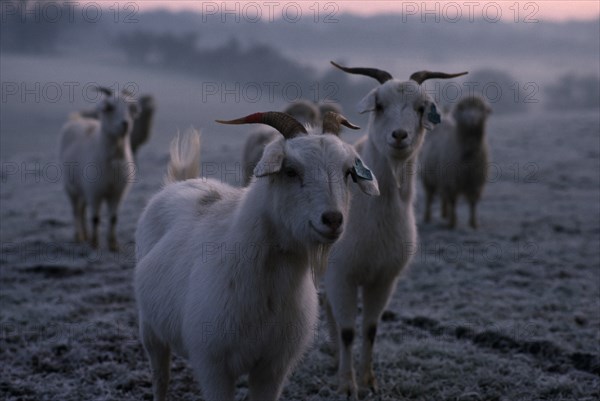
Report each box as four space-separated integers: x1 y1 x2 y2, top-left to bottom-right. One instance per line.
95 86 113 96
322 112 360 136
330 61 393 84
409 71 468 85
216 112 307 139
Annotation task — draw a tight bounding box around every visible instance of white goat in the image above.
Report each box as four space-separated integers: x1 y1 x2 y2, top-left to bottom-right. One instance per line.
421 95 492 228
78 93 155 157
241 100 322 186
324 62 467 398
134 112 379 401
129 94 156 156
59 87 138 251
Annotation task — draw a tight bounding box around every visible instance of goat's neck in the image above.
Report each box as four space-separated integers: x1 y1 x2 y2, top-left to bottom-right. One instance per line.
457 121 485 139
230 183 310 277
100 133 130 161
456 122 486 158
363 135 417 203
133 112 153 135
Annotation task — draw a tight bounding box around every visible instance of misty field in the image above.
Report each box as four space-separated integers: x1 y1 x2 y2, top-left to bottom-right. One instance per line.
1 49 599 401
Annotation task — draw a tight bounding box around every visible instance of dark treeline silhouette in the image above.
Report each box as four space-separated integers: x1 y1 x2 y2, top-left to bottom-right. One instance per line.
2 1 598 111
545 74 600 111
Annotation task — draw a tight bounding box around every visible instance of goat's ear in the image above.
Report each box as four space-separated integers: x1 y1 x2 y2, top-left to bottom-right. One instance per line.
422 101 441 131
129 102 139 119
254 137 285 177
351 158 380 196
356 89 378 114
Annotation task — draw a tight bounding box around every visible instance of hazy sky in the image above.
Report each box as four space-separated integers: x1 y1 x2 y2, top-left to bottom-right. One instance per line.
138 1 599 22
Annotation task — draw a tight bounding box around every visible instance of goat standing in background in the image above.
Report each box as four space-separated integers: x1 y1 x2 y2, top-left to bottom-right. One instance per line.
421 95 492 228
59 87 137 251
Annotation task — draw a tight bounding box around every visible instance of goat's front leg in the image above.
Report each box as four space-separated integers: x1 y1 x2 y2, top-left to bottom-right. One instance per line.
328 282 359 400
359 280 396 394
447 195 457 229
106 197 122 252
325 296 339 363
191 358 235 401
468 198 479 229
441 196 448 219
248 362 290 401
89 200 101 249
424 188 434 223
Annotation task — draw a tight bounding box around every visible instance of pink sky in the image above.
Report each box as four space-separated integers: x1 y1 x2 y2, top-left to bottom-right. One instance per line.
137 1 599 22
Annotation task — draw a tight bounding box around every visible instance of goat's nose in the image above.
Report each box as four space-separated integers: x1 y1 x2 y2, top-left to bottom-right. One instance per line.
321 211 343 231
392 129 408 141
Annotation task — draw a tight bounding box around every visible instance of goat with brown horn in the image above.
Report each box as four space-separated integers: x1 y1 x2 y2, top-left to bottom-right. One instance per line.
135 109 379 401
216 111 307 139
322 111 360 136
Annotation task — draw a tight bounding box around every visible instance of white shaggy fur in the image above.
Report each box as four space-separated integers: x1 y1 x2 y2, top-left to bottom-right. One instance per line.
59 89 138 251
324 64 466 398
134 120 379 401
420 96 492 228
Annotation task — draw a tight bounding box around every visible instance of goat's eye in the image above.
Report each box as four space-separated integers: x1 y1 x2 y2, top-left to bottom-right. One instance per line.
375 101 383 112
344 169 353 183
417 104 425 114
284 167 298 178
104 104 114 113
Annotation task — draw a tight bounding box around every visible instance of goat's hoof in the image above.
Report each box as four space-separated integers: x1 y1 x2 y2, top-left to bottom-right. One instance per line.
337 381 358 401
360 371 379 394
109 241 120 253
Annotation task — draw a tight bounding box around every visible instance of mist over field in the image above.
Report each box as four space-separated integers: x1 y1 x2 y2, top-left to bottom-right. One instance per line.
1 1 599 400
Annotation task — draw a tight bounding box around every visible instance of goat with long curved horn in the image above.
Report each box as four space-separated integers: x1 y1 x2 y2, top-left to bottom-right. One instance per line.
330 61 393 84
216 112 307 139
409 70 468 85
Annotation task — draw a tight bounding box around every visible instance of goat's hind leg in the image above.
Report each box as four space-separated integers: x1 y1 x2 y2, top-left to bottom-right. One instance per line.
140 323 171 401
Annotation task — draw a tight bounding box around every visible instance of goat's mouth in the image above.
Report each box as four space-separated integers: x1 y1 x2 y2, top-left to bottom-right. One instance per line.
309 221 341 242
389 142 410 150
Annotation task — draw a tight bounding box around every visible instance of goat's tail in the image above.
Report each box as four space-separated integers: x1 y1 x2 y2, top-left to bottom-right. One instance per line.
165 128 201 184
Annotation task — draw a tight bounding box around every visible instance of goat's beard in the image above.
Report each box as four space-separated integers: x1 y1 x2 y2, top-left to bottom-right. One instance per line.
308 243 332 288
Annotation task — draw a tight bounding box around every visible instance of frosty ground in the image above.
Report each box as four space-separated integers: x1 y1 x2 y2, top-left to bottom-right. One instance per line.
1 59 599 400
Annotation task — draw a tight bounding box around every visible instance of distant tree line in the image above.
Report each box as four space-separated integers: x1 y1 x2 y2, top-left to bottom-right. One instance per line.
545 74 600 111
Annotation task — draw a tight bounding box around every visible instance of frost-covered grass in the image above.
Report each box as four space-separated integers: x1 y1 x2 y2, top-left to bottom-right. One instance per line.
1 56 598 400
